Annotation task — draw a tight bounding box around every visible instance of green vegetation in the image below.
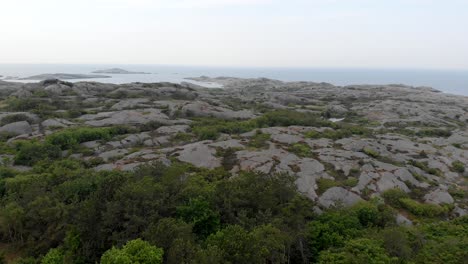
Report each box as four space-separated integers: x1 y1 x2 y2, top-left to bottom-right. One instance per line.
288 143 312 157
191 110 336 140
316 178 339 194
0 159 465 263
171 132 195 143
100 239 164 264
14 140 61 166
0 114 33 126
382 188 449 218
416 129 452 138
247 130 271 149
408 160 443 177
399 198 448 218
363 147 380 158
305 125 372 140
451 160 465 173
46 126 131 150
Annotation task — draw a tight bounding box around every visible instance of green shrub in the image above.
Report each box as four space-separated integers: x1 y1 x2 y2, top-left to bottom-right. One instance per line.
14 141 61 166
191 118 258 140
363 147 380 158
451 160 465 173
0 114 33 126
248 130 271 149
0 131 17 142
382 188 409 208
344 177 358 187
192 126 220 140
288 143 312 157
305 126 372 140
46 127 130 150
399 198 448 217
408 160 443 176
416 129 452 138
171 132 195 142
316 178 339 194
100 239 164 264
256 110 334 128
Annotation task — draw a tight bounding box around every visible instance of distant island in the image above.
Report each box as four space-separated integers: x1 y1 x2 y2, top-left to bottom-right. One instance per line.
92 68 150 74
20 73 110 80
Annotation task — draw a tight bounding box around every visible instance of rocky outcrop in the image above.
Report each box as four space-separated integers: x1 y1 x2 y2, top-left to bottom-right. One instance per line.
0 77 466 216
0 121 32 135
79 109 171 127
318 187 363 208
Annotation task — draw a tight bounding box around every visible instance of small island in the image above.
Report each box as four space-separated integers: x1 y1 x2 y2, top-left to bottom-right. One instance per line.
21 73 110 80
92 68 150 74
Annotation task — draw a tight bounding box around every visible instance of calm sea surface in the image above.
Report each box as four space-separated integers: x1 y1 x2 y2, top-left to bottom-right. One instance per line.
0 64 467 96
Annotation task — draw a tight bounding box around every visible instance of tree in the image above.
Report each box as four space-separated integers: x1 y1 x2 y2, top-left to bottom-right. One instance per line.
204 225 258 264
318 238 395 264
41 248 64 264
177 199 220 239
251 225 289 264
100 239 163 264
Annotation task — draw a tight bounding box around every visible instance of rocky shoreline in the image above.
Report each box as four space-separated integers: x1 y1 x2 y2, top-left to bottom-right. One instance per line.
0 77 467 217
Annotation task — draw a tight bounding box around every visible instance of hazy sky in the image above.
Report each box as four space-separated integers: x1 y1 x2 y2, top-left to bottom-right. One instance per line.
1 0 467 69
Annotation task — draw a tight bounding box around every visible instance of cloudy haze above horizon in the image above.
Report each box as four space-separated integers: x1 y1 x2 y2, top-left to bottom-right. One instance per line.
1 0 467 70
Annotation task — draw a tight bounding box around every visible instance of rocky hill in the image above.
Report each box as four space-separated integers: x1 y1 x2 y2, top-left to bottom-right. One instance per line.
0 77 467 217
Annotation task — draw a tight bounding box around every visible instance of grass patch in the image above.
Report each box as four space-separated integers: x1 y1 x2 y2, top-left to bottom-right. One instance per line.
408 160 443 177
451 161 465 173
46 126 132 150
248 130 271 149
316 178 339 194
288 143 312 157
191 110 337 140
305 125 372 140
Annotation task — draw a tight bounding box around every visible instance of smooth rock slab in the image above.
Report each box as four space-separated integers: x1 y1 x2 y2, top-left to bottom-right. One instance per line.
318 187 363 208
176 141 221 169
424 189 454 205
0 121 32 135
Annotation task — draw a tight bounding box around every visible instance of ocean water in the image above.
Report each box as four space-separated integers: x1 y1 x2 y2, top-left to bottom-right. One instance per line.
0 64 467 96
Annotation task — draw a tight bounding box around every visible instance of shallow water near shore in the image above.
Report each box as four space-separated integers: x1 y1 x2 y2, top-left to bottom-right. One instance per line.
0 64 467 96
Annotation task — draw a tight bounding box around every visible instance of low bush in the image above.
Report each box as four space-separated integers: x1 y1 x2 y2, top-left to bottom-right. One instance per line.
171 132 195 143
363 147 380 158
248 130 271 149
399 198 448 217
381 188 409 208
46 126 131 150
0 114 33 126
288 143 312 157
316 178 339 194
14 140 61 166
343 177 358 187
191 110 339 140
416 129 452 138
256 110 335 128
408 160 443 176
305 126 372 140
451 160 465 173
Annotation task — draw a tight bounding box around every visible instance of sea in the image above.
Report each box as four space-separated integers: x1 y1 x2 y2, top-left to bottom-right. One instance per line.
0 64 467 96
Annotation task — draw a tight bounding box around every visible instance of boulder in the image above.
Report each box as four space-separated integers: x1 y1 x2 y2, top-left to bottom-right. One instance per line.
424 189 454 205
0 121 32 135
175 141 221 169
318 187 363 208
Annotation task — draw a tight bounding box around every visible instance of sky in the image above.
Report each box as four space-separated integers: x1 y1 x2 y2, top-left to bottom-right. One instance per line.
1 0 467 69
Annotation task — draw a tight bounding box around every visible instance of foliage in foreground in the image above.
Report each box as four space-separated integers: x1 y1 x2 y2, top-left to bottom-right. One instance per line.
0 160 466 264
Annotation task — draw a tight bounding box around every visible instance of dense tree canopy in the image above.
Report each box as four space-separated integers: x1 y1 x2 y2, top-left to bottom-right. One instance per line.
0 159 466 263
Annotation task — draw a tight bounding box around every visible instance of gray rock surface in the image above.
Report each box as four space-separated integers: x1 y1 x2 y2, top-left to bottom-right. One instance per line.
318 187 363 208
0 77 467 215
0 121 32 135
